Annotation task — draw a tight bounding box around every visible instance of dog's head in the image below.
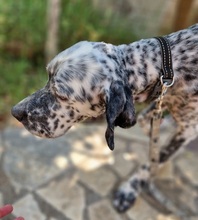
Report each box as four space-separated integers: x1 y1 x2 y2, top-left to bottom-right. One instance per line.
12 41 136 150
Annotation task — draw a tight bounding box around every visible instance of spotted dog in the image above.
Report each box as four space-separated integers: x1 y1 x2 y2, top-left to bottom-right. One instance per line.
12 24 198 212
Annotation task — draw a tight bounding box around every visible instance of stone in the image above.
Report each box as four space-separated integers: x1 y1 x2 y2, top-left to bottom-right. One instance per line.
69 124 114 171
112 152 136 178
112 137 128 154
126 197 159 220
156 161 174 180
128 141 149 164
88 199 122 220
175 179 198 214
78 167 117 197
68 124 109 156
3 127 71 191
155 177 197 216
157 215 180 220
115 124 149 143
13 194 46 220
175 152 198 186
37 176 85 220
69 151 114 172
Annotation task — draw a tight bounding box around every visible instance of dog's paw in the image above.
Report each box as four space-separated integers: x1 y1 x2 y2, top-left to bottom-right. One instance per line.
113 189 137 212
113 179 140 212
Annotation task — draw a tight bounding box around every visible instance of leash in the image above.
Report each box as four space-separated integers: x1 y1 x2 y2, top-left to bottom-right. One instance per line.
149 36 174 177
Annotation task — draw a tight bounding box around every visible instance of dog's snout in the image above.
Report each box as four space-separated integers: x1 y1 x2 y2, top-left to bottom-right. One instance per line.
11 105 26 122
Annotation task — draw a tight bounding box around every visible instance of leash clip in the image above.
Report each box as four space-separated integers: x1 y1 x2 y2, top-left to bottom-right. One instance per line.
160 75 174 88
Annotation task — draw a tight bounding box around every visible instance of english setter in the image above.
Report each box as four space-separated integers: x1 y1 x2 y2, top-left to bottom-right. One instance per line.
12 24 198 212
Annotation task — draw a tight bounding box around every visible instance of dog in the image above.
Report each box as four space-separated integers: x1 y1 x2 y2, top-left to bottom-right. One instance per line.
12 24 198 212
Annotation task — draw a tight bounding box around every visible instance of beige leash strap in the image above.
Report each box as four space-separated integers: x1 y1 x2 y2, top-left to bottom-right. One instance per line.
149 85 167 177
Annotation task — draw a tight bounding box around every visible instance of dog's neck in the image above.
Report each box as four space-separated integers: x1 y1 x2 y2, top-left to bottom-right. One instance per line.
118 38 163 102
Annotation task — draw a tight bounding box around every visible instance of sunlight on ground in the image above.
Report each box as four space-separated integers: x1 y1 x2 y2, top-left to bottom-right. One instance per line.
53 155 69 169
69 152 114 172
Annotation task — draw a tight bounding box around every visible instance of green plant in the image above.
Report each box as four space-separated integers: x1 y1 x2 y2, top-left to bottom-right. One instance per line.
60 0 137 48
0 0 138 121
0 59 47 116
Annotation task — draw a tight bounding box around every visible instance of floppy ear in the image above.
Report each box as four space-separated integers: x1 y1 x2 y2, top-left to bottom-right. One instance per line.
105 81 136 151
115 85 136 128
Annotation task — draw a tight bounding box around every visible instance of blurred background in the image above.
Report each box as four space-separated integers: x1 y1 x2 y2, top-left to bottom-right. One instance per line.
0 1 198 220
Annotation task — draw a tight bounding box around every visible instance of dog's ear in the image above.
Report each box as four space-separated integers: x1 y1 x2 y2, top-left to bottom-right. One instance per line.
105 81 136 151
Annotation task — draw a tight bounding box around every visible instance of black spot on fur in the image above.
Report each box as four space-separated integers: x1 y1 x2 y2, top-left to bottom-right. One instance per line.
61 71 74 82
75 95 85 103
77 116 84 121
153 137 158 143
51 113 56 119
54 118 60 130
90 104 97 111
193 88 198 96
59 84 74 96
191 58 198 65
184 74 197 81
159 138 185 163
81 87 86 99
91 85 96 91
53 104 60 111
127 47 133 53
107 54 119 65
79 63 87 72
87 94 93 102
181 55 188 61
179 48 186 54
141 165 150 171
69 110 75 118
100 59 107 64
152 57 157 62
130 179 139 191
140 180 147 188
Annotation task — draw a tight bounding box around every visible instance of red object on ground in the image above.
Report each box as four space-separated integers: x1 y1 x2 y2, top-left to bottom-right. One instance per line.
14 217 25 220
0 204 13 218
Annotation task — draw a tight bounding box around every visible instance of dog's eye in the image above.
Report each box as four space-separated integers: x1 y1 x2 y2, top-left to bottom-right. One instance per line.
52 86 68 101
55 91 68 101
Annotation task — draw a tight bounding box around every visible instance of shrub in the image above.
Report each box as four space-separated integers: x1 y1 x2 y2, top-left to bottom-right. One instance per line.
0 0 137 119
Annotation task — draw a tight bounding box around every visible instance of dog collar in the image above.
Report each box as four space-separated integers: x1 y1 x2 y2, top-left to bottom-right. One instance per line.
155 36 174 86
149 36 174 101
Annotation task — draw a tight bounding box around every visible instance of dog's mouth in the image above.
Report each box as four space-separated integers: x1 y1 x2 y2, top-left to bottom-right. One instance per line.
25 123 52 138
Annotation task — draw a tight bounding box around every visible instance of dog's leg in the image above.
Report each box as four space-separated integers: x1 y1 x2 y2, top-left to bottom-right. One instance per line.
137 102 157 136
113 124 197 212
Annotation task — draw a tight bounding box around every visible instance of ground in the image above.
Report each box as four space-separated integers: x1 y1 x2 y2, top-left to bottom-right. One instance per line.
0 117 198 220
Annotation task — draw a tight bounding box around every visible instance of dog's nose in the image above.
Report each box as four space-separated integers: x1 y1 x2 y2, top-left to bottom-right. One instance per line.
11 105 26 122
